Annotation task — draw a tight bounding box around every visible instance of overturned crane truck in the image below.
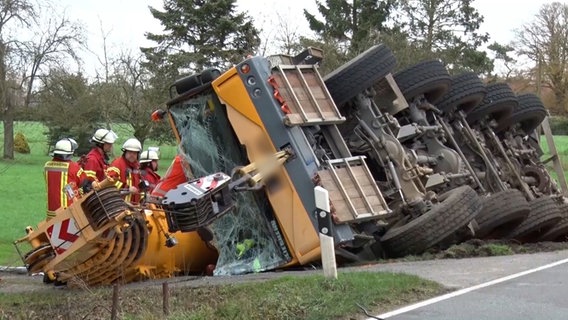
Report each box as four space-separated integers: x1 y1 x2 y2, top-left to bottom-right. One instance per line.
151 45 482 275
16 45 485 286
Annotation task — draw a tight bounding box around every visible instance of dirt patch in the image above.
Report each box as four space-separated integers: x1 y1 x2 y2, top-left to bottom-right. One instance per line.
342 239 568 266
433 239 568 259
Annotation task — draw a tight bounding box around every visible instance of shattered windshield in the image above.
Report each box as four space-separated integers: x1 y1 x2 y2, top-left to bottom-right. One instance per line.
169 92 289 275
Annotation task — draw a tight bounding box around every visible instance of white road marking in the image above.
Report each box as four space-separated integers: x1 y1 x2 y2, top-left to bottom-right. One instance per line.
369 257 568 319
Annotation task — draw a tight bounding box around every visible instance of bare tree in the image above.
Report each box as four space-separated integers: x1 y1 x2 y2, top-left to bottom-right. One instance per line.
256 10 303 57
92 19 112 83
274 11 302 55
109 51 153 145
0 0 36 159
1 1 84 159
19 9 85 109
515 2 568 110
89 21 117 128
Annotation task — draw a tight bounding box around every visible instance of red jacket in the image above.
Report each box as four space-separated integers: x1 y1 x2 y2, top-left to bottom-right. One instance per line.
44 159 86 216
82 147 109 182
141 167 161 193
151 155 190 198
109 156 141 204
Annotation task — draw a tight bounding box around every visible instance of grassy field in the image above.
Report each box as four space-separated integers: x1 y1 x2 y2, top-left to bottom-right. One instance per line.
540 135 568 182
0 122 176 266
0 272 443 319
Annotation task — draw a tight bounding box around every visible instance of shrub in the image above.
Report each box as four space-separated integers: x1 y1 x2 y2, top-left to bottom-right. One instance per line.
14 131 30 154
549 116 568 135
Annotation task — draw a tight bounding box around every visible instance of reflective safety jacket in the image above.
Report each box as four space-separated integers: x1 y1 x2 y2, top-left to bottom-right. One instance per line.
151 155 191 198
108 156 141 204
44 159 86 218
83 147 109 182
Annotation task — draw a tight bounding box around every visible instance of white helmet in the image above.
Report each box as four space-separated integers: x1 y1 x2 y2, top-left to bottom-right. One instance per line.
54 139 74 155
122 138 142 152
91 129 118 144
140 150 159 163
67 138 78 151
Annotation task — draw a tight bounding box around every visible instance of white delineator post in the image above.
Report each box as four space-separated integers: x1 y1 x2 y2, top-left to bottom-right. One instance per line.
314 186 337 279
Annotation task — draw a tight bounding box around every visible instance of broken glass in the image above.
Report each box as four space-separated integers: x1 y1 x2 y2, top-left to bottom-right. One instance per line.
169 92 290 275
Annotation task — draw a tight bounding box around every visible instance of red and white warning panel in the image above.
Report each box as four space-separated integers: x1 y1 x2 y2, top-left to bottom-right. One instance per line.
188 173 231 194
47 218 80 255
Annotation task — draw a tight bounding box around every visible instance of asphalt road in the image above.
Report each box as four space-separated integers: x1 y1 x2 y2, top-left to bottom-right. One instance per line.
367 251 568 320
352 249 568 289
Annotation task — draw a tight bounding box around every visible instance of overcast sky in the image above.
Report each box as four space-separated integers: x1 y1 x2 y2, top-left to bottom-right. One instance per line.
55 0 559 75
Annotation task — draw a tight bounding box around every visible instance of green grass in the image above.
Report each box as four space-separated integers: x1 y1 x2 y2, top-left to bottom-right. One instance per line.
479 244 514 256
0 122 51 266
0 121 176 265
539 135 568 184
0 272 443 319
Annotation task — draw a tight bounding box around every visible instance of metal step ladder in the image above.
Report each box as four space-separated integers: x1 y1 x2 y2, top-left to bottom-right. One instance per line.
271 65 346 126
317 156 390 223
540 116 568 196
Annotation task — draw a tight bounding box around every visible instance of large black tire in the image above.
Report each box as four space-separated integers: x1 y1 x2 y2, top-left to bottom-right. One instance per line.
474 189 530 239
324 44 396 107
496 93 547 134
539 202 568 242
466 83 517 125
436 72 487 115
393 60 451 103
173 74 202 95
380 185 481 257
505 196 562 242
200 68 221 83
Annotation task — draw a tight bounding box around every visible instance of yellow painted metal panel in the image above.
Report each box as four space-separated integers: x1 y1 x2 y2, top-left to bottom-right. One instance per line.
212 67 263 126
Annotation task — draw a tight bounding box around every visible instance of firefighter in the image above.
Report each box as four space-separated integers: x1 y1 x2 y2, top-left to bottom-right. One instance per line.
44 138 87 220
82 128 118 183
108 138 143 204
139 149 161 194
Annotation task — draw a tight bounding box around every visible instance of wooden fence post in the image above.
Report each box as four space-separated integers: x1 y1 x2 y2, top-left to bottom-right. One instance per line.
163 281 170 316
111 284 119 320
